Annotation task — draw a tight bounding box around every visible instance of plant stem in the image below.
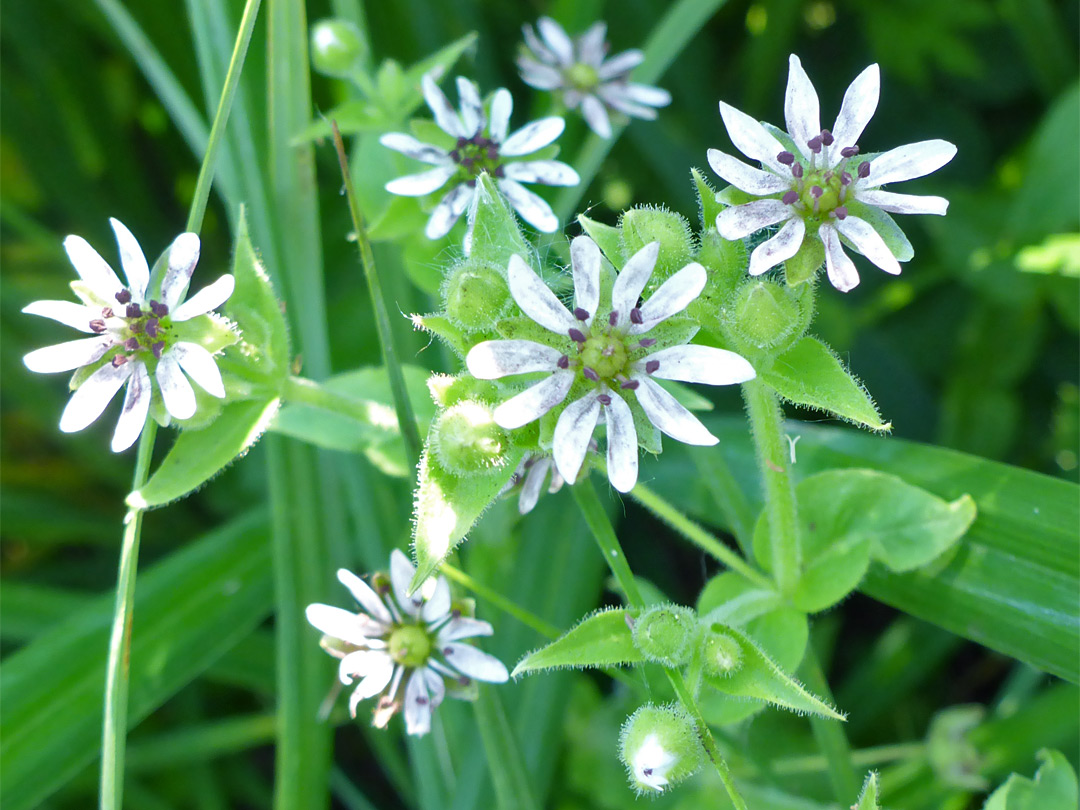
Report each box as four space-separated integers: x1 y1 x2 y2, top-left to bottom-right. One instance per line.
690 446 756 555
629 483 771 589
100 422 157 810
741 377 801 595
329 121 422 470
801 647 859 802
571 479 748 810
439 563 560 639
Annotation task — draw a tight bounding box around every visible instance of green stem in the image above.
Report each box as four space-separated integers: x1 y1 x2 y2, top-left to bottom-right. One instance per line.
629 483 771 589
801 647 859 802
690 447 756 555
439 563 560 639
742 377 801 595
571 479 748 810
330 121 423 470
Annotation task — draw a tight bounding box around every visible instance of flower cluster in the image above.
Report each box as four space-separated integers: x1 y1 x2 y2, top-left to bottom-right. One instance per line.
517 18 671 138
23 219 234 451
382 74 579 240
709 55 956 291
305 550 509 736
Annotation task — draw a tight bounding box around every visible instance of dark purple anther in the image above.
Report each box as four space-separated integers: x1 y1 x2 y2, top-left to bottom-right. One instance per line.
444 646 453 656
833 206 849 220
820 129 834 146
111 354 128 368
583 367 600 381
791 163 804 179
629 307 643 325
807 135 822 153
115 289 132 305
459 676 472 686
416 697 428 706
150 300 169 317
608 310 619 327
124 337 140 351
487 147 498 160
102 307 114 318
645 359 660 374
810 186 823 198
125 303 142 319
89 319 106 333
494 165 505 178
151 341 165 359
557 355 570 369
573 307 590 321
840 171 852 185
858 161 870 178
455 137 468 149
450 149 461 162
568 328 587 343
461 157 474 169
638 338 657 348
620 379 640 390
841 146 859 158
777 151 795 166
782 190 799 205
597 394 611 406
146 319 160 338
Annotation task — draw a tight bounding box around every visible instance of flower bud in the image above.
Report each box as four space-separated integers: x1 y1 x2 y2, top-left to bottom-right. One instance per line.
619 206 695 283
310 19 367 78
431 400 510 475
619 703 705 794
700 624 743 678
442 259 511 331
724 279 805 351
631 604 696 667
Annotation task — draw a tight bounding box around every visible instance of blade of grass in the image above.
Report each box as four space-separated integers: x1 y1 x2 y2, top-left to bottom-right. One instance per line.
473 687 540 810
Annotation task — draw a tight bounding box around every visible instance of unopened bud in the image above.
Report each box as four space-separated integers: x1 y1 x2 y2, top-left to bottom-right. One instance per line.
310 19 367 78
442 260 511 330
701 624 744 678
619 704 705 794
432 400 510 475
631 604 696 667
725 279 803 351
619 206 695 283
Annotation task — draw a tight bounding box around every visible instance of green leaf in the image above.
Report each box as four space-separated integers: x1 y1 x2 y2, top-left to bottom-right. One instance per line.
466 173 529 268
762 337 889 431
690 167 723 233
577 213 624 266
292 99 384 142
511 609 643 677
984 749 1078 810
399 32 478 111
127 398 280 509
411 313 471 357
0 512 272 810
854 772 881 810
702 624 844 720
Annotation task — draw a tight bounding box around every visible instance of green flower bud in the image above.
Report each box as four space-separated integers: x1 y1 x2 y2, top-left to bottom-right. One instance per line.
620 206 695 283
724 279 806 351
431 400 510 475
310 19 367 78
442 260 511 331
701 624 743 678
631 604 696 667
619 703 705 794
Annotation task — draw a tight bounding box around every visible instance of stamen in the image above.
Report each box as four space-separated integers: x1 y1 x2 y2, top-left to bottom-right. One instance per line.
620 379 640 390
416 696 428 706
840 146 859 158
125 303 142 319
146 319 160 338
583 367 600 381
557 355 570 369
455 137 468 149
791 163 804 179
151 341 165 359
638 338 657 348
115 289 132 305
573 307 590 321
102 307 114 318
150 300 169 317
782 190 799 205
807 135 822 153
820 129 834 146
629 307 643 325
833 206 848 220
810 185 823 198
608 311 619 327
597 394 611 406
777 151 795 165
443 646 453 656
111 354 128 368
568 328 587 343
124 337 139 351
645 359 660 374
840 171 852 186
857 161 870 179
459 676 472 686
494 165 505 178
89 319 106 333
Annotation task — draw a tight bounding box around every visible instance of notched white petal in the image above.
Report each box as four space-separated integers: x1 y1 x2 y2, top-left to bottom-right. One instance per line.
390 548 422 614
632 376 718 446
717 199 792 240
385 165 456 197
404 671 434 736
22 300 100 333
580 95 612 138
552 392 601 484
422 73 465 138
717 100 788 174
156 353 197 421
59 360 133 434
437 617 494 643
172 275 235 321
707 149 788 195
748 217 806 276
379 132 450 165
598 49 644 80
498 178 558 232
507 254 576 333
161 233 201 310
306 604 378 647
501 117 565 156
337 568 394 625
111 360 151 452
835 215 901 275
856 189 949 216
604 392 638 493
442 643 509 683
570 235 601 320
466 339 562 379
865 139 957 186
109 218 150 301
425 183 474 240
489 88 514 142
493 371 574 429
502 160 579 186
421 576 452 623
63 235 124 298
784 54 822 160
170 342 225 397
820 223 860 292
611 241 659 325
24 336 113 373
830 63 879 158
640 344 756 386
632 262 706 332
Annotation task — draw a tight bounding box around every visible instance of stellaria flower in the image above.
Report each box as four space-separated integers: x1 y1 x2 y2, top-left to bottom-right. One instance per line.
517 18 671 139
305 550 509 736
466 236 756 493
23 219 235 451
709 54 957 291
631 733 679 792
381 74 579 240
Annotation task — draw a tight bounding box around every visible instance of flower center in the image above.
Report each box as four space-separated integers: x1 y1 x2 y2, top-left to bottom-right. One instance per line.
777 134 871 225
580 333 628 380
388 625 432 669
564 62 600 92
91 289 174 367
450 134 503 183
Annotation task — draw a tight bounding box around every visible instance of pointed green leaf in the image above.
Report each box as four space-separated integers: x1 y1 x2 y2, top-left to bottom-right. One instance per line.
400 32 478 110
985 749 1078 810
854 772 881 810
762 336 889 431
702 624 844 720
511 609 642 677
691 167 723 233
467 173 529 268
577 214 624 266
292 99 383 142
410 313 470 357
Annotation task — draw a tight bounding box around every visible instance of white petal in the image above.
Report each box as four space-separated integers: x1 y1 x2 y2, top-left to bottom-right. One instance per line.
597 86 658 120
621 83 671 107
422 666 446 709
820 223 860 292
537 17 573 66
379 132 450 165
422 73 465 138
498 178 558 232
170 342 225 397
598 49 644 80
829 63 879 158
24 336 113 373
506 254 576 333
639 344 756 386
349 657 397 717
337 569 394 625
385 165 456 197
865 140 957 186
306 603 380 646
553 392 601 484
441 643 509 683
489 88 514 142
718 100 788 174
632 376 718 446
611 241 659 326
340 647 394 688
502 160 579 186
716 200 793 240
855 189 949 216
493 371 574 429
581 95 612 138
518 59 563 90
707 149 789 195
63 235 124 299
466 339 563 379
425 184 473 240
155 352 196 420
437 617 494 643
22 300 100 333
518 457 551 514
501 117 564 156
784 55 822 161
456 77 485 137
522 24 557 64
748 217 806 276
171 274 234 322
570 235 601 320
109 218 150 301
161 233 201 311
604 392 638 493
631 262 706 333
578 21 608 64
404 671 434 736
390 548 421 616
59 360 132 433
835 215 901 275
421 576 452 623
111 360 151 452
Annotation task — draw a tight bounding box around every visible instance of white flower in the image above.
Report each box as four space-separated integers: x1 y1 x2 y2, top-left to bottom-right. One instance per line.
305 549 510 737
465 236 756 493
518 18 671 139
381 74 579 240
22 219 234 451
632 733 678 792
709 54 957 292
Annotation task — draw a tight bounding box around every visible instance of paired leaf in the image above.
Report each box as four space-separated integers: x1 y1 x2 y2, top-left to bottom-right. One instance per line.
511 609 642 677
984 750 1078 810
577 213 624 266
854 773 881 810
466 173 529 267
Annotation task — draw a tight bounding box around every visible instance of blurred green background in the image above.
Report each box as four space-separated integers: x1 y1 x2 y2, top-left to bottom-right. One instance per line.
2 0 1077 808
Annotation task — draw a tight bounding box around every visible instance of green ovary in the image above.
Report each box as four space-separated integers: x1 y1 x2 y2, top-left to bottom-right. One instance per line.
580 333 629 380
389 625 432 669
565 62 600 92
798 169 844 219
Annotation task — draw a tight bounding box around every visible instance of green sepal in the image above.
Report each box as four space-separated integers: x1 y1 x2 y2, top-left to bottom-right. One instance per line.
493 315 565 349
691 167 724 233
467 173 529 268
984 749 1078 810
854 773 881 810
761 336 889 431
577 214 624 266
511 608 642 677
784 237 825 286
846 198 915 262
411 313 471 357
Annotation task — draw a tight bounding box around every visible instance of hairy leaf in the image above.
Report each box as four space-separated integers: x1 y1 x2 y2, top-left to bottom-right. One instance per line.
512 609 642 677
